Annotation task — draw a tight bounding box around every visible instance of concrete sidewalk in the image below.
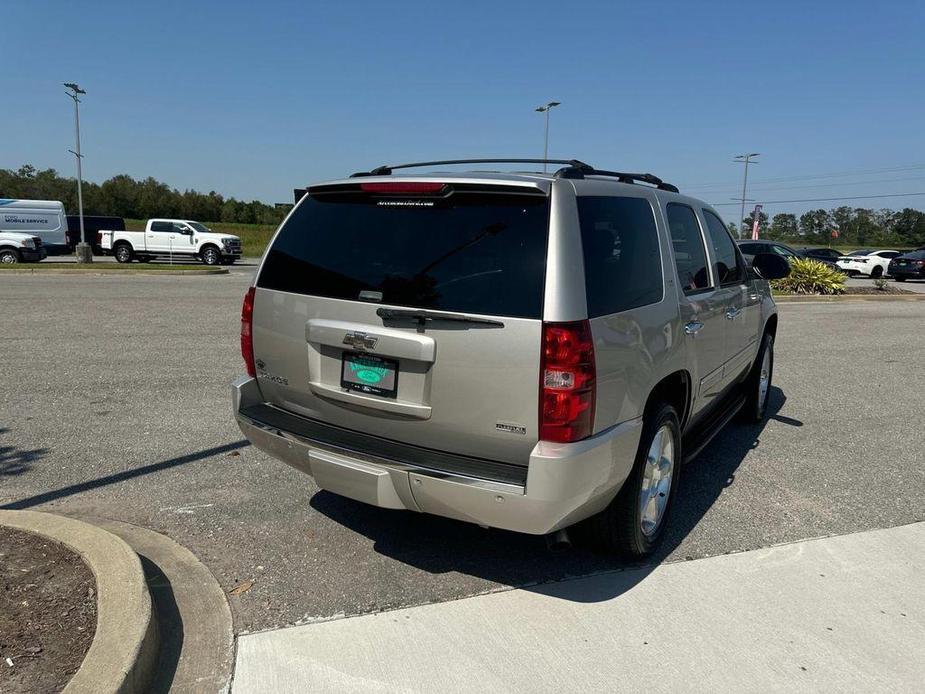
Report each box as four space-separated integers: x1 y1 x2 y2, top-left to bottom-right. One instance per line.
233 522 925 693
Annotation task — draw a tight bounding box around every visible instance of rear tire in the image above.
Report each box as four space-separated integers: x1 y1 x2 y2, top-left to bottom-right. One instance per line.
871 266 883 279
741 332 774 423
0 249 20 264
580 403 681 557
114 244 134 263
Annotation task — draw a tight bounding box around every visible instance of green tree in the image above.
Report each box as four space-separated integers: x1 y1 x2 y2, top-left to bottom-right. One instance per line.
799 209 833 244
769 213 799 240
0 164 288 226
890 208 925 247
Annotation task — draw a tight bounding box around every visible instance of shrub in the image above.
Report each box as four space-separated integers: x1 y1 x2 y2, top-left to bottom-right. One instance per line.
771 258 846 295
873 277 888 291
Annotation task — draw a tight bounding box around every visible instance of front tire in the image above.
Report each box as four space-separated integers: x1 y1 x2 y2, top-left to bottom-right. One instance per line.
0 249 20 264
201 246 221 266
741 332 774 423
581 403 681 557
114 244 134 263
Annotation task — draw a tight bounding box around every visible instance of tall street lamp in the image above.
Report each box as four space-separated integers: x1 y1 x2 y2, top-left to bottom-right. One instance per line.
734 152 760 239
64 82 92 263
535 101 561 172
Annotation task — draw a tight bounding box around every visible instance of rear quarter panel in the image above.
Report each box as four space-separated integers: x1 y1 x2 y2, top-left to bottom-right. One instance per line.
569 182 687 431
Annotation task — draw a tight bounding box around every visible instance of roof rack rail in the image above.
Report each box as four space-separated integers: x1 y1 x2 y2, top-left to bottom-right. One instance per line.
347 158 679 192
350 158 595 177
553 165 679 193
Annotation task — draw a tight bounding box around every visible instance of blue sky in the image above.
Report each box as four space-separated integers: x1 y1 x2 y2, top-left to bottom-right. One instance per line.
3 0 924 219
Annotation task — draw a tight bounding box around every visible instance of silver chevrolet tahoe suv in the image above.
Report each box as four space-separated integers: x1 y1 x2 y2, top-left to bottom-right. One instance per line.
233 159 789 557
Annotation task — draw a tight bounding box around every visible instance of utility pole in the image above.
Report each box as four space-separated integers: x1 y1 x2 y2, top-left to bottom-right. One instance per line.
535 101 561 172
64 82 92 263
734 152 760 239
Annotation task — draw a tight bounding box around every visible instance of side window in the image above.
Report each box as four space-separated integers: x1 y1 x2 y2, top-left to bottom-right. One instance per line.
172 222 189 234
771 245 797 258
702 210 745 285
666 203 711 294
577 196 663 316
880 251 901 258
150 221 171 233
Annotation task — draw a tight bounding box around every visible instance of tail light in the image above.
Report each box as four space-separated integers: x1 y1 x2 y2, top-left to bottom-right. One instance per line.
540 320 596 443
241 287 256 377
96 232 102 245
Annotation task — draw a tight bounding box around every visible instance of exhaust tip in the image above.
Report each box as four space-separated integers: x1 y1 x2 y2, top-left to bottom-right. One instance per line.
545 528 572 553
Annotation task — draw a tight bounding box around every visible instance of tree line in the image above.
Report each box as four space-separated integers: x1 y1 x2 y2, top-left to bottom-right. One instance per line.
0 165 290 226
4 163 924 246
737 205 925 247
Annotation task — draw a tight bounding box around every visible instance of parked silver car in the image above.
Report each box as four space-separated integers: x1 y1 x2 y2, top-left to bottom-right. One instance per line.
233 159 789 556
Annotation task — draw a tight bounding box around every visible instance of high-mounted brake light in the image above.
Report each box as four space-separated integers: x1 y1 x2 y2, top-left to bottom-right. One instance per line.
241 286 256 377
540 320 596 443
359 182 447 194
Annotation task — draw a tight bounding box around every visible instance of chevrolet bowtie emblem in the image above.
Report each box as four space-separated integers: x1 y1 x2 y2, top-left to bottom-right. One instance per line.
343 331 379 350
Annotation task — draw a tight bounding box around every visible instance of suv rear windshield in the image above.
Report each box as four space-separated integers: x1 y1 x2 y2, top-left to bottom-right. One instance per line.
258 187 550 319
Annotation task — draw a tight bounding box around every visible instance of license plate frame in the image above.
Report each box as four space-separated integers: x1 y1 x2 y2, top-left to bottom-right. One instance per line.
340 352 399 399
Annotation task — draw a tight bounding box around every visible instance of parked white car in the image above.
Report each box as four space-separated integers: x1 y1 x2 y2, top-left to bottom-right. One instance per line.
836 249 903 278
0 230 46 263
98 219 242 265
0 199 68 253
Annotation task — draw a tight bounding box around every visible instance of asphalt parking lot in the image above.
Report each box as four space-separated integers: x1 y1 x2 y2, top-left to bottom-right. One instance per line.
2 273 924 634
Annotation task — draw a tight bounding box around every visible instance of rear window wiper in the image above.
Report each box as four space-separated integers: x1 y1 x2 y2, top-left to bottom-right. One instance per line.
376 308 504 328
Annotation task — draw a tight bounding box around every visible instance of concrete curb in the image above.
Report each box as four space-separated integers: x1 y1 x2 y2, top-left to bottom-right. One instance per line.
83 517 236 694
0 510 158 694
776 293 925 302
0 267 228 276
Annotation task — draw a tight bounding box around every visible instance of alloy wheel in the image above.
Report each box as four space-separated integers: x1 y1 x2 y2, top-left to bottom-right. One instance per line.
639 424 675 537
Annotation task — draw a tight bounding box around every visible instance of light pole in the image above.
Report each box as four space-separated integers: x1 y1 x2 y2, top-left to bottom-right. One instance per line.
64 82 92 263
734 152 760 239
535 101 561 172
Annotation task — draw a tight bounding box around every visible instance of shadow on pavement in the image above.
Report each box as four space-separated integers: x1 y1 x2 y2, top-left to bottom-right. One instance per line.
0 440 249 510
0 428 48 478
311 387 800 603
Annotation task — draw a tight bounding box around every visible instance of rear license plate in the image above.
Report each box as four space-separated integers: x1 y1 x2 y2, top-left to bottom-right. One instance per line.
341 352 398 398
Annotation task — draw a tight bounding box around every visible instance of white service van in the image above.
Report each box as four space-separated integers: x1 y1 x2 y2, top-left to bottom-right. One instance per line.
0 200 69 253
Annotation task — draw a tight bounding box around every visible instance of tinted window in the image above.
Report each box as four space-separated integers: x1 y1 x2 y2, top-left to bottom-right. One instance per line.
150 221 172 232
258 189 550 319
737 242 762 255
771 245 798 258
667 203 710 293
879 251 901 258
702 210 745 285
901 250 925 259
577 196 662 317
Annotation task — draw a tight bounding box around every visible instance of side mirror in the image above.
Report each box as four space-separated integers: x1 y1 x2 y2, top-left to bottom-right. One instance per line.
751 253 790 280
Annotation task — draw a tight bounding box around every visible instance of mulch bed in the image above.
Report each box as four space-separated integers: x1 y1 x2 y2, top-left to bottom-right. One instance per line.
0 527 96 694
842 286 913 295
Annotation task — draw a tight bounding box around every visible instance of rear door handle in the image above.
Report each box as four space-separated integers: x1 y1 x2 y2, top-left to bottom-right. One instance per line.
684 321 704 335
725 307 742 320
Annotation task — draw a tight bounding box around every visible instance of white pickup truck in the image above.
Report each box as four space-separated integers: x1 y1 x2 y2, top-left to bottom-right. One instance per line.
0 230 47 264
98 219 242 265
